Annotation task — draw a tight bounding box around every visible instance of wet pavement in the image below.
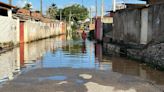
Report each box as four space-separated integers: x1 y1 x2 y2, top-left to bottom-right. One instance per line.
0 35 164 92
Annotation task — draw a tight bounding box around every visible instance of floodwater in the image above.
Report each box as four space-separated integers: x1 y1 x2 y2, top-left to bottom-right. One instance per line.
0 35 164 92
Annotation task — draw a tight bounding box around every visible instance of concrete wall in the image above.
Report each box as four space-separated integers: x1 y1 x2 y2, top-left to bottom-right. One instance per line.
113 3 164 45
147 0 164 4
113 9 141 44
24 20 66 43
141 8 149 44
0 15 66 45
148 4 164 43
0 16 19 45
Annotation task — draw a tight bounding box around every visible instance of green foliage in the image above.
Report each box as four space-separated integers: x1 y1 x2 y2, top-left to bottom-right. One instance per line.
46 3 58 19
71 23 79 30
59 4 89 22
23 3 32 10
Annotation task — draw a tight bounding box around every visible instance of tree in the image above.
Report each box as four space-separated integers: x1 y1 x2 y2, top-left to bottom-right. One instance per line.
61 4 89 22
46 3 58 19
23 3 32 10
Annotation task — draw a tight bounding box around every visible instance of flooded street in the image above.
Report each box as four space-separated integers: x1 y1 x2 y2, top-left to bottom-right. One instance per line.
0 35 164 92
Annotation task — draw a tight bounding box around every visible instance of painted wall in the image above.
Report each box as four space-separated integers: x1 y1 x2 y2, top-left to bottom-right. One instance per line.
24 20 66 43
0 16 19 45
0 15 66 45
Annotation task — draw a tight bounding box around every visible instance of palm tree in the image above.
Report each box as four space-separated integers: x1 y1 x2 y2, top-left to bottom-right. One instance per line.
46 3 58 19
23 3 32 10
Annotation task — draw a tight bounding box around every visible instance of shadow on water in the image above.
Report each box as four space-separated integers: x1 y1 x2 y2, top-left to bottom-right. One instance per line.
0 34 163 87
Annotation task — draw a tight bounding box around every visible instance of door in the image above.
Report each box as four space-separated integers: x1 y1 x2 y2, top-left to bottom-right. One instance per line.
20 22 24 43
20 21 24 67
140 8 148 44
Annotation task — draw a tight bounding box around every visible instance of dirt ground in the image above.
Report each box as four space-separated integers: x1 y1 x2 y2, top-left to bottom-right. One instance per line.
0 68 163 92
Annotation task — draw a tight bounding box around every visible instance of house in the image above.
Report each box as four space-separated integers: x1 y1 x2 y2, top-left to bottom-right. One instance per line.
113 2 164 45
102 12 113 42
116 3 126 10
140 0 164 4
114 3 146 11
0 1 16 17
31 11 42 21
94 12 114 42
15 8 31 20
113 6 149 45
17 8 30 16
16 9 43 21
102 13 113 24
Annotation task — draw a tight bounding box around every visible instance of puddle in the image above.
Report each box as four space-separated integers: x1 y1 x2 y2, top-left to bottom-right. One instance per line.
39 75 67 81
0 35 163 87
0 78 8 83
76 79 85 84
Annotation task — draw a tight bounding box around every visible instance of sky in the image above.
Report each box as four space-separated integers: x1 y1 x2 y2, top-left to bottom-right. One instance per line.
0 0 145 15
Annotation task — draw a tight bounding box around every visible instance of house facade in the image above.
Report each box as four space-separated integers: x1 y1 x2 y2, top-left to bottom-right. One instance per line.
0 1 16 17
113 2 164 45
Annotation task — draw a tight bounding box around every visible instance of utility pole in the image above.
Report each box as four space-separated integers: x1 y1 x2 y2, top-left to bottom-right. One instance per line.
69 11 72 24
95 0 97 18
113 0 116 12
90 7 92 24
101 0 104 19
40 0 43 15
60 9 62 21
8 0 12 5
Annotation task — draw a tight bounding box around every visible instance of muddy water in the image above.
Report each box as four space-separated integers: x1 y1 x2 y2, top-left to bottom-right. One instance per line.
0 35 164 91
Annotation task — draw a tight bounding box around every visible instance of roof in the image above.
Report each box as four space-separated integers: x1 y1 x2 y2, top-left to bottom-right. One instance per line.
0 1 16 10
125 3 146 9
104 12 114 17
108 3 148 13
125 3 146 6
140 0 164 5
